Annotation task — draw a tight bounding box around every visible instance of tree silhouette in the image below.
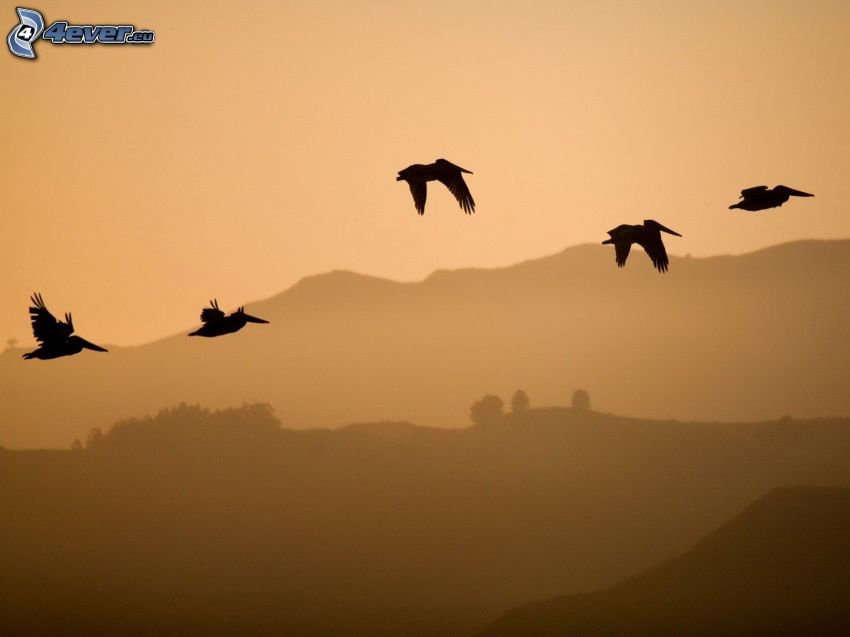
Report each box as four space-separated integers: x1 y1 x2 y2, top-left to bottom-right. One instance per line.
470 394 505 426
511 390 530 414
86 427 104 449
571 389 591 412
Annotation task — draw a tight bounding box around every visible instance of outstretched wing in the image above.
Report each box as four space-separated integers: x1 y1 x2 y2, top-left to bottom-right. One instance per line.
200 299 225 324
614 242 631 268
740 185 768 199
407 179 427 215
641 233 670 273
28 293 74 345
437 172 475 214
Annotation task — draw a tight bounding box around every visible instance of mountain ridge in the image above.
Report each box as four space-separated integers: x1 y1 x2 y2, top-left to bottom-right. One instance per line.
2 238 849 448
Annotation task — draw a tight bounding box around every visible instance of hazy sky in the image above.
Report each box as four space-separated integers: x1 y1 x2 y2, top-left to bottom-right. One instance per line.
2 0 849 346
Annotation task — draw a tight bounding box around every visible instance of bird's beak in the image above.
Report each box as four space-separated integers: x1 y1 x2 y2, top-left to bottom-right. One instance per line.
658 224 682 237
459 166 473 174
244 314 269 324
396 175 404 181
785 188 814 197
79 338 108 352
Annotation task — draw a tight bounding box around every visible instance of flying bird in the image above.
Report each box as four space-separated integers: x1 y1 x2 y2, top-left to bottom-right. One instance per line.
602 220 682 273
23 293 108 360
396 158 475 215
188 299 269 337
728 185 814 211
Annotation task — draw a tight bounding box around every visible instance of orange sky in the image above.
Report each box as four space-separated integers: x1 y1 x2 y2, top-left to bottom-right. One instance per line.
2 0 849 346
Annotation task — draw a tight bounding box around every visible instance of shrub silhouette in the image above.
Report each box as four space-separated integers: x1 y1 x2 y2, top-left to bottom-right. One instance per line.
87 403 280 453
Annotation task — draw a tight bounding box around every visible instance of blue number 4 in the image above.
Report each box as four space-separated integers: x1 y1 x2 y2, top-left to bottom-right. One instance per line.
43 22 68 43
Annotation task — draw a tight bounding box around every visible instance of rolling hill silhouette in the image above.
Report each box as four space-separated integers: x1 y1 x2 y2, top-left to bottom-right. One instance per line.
2 239 849 448
1 404 849 636
481 486 850 637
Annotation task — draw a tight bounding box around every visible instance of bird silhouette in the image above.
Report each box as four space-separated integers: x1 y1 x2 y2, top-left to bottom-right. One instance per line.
728 185 814 211
396 158 475 215
188 299 269 337
602 220 682 273
22 293 108 360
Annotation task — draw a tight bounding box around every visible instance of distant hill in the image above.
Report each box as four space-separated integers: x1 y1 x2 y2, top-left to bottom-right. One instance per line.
481 486 850 637
2 239 850 448
1 404 850 636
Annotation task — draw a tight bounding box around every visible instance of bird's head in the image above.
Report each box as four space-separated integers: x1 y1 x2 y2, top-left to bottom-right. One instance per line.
775 185 814 197
235 306 269 324
644 220 682 237
436 158 472 173
69 335 108 353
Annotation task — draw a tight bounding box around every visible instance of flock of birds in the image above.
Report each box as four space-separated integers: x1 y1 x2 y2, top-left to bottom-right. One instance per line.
22 296 271 360
21 160 814 360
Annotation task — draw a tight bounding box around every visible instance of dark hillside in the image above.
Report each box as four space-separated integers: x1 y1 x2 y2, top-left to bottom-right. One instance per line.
2 404 849 636
482 486 850 637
